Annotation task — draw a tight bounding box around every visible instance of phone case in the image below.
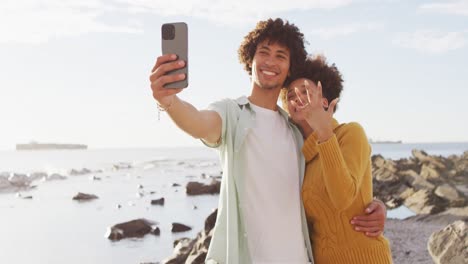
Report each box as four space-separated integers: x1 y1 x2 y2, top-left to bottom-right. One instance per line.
161 22 188 89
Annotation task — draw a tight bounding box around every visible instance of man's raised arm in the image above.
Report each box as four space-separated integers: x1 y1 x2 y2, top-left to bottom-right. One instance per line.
149 54 222 145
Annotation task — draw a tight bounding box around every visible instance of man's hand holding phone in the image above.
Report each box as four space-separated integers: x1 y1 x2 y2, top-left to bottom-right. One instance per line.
149 54 186 109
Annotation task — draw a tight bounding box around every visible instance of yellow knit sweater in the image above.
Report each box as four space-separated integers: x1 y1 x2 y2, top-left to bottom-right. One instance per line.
302 119 393 264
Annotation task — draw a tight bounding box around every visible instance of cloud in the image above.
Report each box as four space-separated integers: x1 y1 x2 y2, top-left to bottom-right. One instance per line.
117 0 355 26
393 31 466 54
0 0 356 44
0 0 142 44
308 22 384 39
419 0 468 16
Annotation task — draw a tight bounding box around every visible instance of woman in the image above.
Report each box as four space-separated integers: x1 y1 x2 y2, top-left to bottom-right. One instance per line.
283 56 393 263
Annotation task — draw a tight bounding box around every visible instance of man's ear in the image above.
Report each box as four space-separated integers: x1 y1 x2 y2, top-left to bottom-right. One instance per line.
322 98 329 108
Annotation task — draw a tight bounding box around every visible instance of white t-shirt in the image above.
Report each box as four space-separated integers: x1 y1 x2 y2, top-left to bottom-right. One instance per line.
240 102 309 264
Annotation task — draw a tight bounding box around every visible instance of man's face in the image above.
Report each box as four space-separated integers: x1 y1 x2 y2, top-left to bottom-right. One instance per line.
251 40 290 90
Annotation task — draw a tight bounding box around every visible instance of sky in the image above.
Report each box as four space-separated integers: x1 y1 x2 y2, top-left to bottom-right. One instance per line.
0 0 467 150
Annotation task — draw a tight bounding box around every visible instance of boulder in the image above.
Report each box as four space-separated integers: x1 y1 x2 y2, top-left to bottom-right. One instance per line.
106 218 159 241
8 173 30 187
47 173 67 181
28 172 48 182
163 210 218 264
72 192 99 201
428 220 468 264
186 180 220 196
420 164 441 180
403 189 445 215
172 223 192 233
69 168 92 176
435 184 466 207
151 198 165 206
0 175 12 189
412 149 446 170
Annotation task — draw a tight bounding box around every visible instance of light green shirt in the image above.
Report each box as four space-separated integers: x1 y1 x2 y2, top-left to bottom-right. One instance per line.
202 96 314 264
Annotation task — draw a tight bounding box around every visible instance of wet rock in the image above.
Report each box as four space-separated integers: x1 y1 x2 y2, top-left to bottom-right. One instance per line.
151 198 165 206
72 192 99 201
428 220 468 264
186 180 220 196
163 209 217 264
106 218 159 241
172 223 192 233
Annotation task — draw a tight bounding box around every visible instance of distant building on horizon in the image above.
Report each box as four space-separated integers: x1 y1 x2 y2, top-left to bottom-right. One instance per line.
16 141 88 150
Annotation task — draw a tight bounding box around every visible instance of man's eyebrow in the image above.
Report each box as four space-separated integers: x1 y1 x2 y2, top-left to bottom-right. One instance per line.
258 45 271 51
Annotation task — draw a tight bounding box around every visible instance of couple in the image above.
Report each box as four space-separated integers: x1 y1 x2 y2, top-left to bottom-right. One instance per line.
150 18 392 264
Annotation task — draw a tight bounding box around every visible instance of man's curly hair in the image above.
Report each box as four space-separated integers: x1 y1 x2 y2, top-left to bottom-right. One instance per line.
281 55 344 112
238 18 307 87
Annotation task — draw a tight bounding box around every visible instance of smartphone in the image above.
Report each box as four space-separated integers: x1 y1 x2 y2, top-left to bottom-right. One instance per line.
161 22 188 89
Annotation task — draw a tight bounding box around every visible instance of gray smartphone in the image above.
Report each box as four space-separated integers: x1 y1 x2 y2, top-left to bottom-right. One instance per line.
161 22 188 89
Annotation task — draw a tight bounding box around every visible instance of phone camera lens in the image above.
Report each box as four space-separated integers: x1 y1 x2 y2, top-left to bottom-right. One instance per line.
162 24 175 40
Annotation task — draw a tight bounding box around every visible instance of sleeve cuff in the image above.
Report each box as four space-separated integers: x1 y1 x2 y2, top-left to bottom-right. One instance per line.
317 134 347 170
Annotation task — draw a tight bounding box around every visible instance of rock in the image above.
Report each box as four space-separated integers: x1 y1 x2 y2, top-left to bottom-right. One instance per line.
136 192 144 198
428 220 468 264
116 204 122 209
204 209 217 233
435 184 466 207
28 172 47 182
22 196 33 199
138 184 144 189
404 189 445 215
113 162 132 170
72 192 99 201
163 210 218 264
151 198 165 206
372 155 400 182
172 223 192 233
420 164 441 180
186 180 220 196
8 173 30 187
172 183 181 187
106 218 159 241
47 173 67 181
412 149 446 170
0 175 12 189
400 170 435 191
162 238 196 264
89 175 101 181
70 168 92 176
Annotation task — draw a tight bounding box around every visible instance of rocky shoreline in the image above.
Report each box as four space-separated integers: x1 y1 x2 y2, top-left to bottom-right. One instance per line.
161 150 468 264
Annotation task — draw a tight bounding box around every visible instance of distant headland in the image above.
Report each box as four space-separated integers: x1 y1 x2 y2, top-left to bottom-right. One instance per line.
369 139 402 144
16 141 87 150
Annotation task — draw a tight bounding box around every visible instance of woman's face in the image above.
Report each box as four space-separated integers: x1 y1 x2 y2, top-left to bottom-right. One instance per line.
286 78 313 123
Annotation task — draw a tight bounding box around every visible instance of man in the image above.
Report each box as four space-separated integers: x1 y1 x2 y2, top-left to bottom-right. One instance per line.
150 18 385 264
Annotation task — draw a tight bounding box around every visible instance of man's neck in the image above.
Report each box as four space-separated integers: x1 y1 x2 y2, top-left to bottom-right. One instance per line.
248 84 282 111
